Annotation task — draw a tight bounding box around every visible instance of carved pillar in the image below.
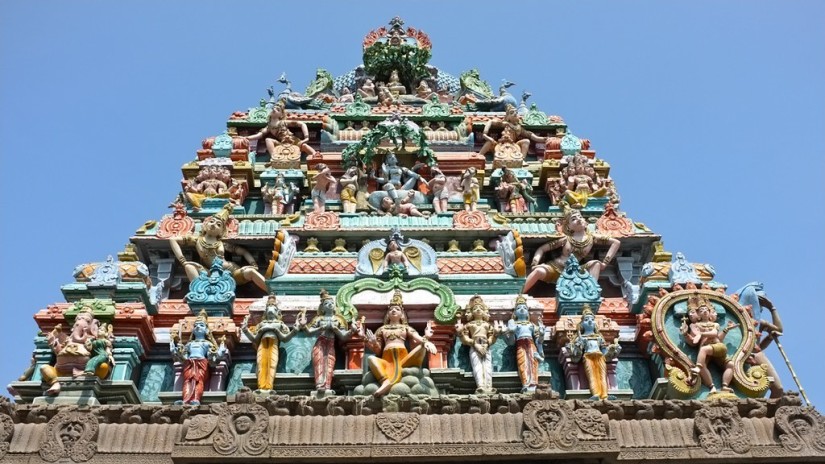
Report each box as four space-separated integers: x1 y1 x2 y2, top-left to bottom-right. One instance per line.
344 338 365 370
111 337 144 381
606 358 619 390
209 357 231 392
558 347 582 390
427 322 454 369
172 361 183 391
30 337 53 382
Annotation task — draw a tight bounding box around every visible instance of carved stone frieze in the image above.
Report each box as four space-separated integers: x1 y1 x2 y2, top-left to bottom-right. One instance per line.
212 402 269 456
39 409 99 463
693 403 751 454
0 400 12 460
775 405 825 453
375 412 420 442
573 408 607 437
522 400 578 450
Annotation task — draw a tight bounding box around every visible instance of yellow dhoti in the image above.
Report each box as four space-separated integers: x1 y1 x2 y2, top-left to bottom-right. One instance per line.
256 337 279 390
369 347 425 386
584 351 609 399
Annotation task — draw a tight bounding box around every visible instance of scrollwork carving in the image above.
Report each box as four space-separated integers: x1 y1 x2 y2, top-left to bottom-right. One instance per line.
573 408 607 437
39 410 98 463
694 404 750 454
211 403 269 456
375 412 420 442
522 400 578 450
775 405 825 453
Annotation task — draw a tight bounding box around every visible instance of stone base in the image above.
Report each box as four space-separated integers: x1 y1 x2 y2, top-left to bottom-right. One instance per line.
563 388 635 400
240 370 365 396
353 366 439 397
158 390 227 405
9 377 141 405
430 369 554 395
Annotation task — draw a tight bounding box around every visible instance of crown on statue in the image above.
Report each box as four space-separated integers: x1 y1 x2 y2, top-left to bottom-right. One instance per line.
195 309 209 324
390 289 404 309
581 305 594 317
515 294 528 306
687 292 711 312
319 288 333 302
213 203 233 224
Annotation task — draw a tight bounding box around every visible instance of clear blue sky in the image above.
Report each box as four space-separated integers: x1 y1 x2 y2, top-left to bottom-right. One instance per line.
1 2 823 406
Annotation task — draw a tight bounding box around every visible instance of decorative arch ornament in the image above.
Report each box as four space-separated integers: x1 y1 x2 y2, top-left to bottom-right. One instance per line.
335 276 460 324
649 285 769 398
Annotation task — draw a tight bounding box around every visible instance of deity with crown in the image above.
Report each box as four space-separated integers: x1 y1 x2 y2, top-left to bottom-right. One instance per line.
170 310 228 405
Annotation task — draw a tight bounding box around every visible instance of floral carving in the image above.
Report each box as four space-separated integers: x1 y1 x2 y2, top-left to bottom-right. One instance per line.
156 202 195 238
212 403 269 456
775 406 825 453
573 408 607 437
453 210 491 230
375 412 420 442
595 203 633 237
693 404 750 455
522 400 578 450
304 211 340 230
39 410 98 463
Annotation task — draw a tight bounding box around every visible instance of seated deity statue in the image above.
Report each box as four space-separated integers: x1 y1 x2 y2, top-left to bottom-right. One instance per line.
246 101 316 158
170 310 228 405
241 294 300 391
369 152 425 209
455 296 498 394
416 80 438 100
184 165 245 211
523 208 620 294
386 70 407 96
40 309 102 395
355 289 437 397
564 307 621 400
479 104 548 157
357 78 376 98
169 204 268 292
561 157 608 209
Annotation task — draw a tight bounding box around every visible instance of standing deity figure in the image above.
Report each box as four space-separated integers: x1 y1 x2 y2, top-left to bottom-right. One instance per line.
339 166 362 213
169 204 268 292
498 295 545 393
241 294 300 391
355 289 437 397
523 208 621 294
682 293 736 394
428 165 449 213
170 310 227 405
262 174 299 215
479 104 548 157
246 100 316 157
458 166 480 211
300 289 355 396
455 295 498 394
565 307 621 400
40 309 101 395
83 322 115 379
311 163 337 213
496 168 536 213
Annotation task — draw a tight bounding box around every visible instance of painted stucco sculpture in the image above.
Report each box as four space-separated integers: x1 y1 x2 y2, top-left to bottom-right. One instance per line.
455 295 498 394
300 289 355 397
499 295 545 393
40 309 103 395
240 294 299 391
170 310 227 405
563 307 620 399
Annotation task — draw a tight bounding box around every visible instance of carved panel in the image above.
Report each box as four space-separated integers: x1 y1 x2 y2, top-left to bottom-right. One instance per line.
375 412 420 442
453 210 491 230
39 410 99 463
694 404 750 454
304 211 340 230
522 400 578 450
775 405 825 453
573 408 607 437
212 403 269 456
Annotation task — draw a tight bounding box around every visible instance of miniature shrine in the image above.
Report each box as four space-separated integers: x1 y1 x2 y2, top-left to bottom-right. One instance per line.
2 18 822 464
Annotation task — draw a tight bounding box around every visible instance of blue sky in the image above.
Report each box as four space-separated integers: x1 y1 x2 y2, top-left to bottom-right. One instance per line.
1 2 823 406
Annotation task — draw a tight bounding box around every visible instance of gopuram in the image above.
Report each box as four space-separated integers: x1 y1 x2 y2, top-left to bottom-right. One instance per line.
3 18 822 464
